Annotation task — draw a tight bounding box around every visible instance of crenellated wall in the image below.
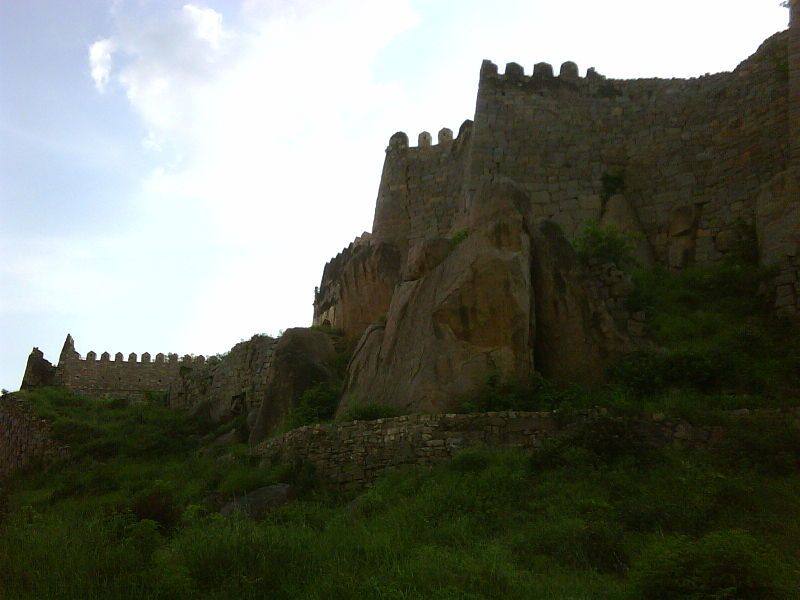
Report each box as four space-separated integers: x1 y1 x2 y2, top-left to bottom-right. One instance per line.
371 121 474 245
316 25 798 335
21 334 203 402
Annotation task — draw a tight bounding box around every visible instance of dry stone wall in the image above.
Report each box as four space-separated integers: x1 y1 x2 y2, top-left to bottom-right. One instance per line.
170 334 277 421
0 394 67 480
255 409 800 490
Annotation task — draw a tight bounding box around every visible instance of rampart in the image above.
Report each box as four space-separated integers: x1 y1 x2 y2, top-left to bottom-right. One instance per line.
0 394 68 480
21 334 203 402
317 26 799 331
374 33 789 266
254 408 800 490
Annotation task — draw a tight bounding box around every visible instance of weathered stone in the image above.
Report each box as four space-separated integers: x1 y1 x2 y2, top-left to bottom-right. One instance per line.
248 328 337 444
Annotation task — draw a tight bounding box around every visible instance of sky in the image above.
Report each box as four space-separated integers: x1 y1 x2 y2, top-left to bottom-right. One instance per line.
0 0 790 391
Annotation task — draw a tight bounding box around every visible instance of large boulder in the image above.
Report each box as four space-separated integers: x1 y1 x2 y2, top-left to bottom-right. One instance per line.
248 328 337 444
339 179 632 414
531 221 631 384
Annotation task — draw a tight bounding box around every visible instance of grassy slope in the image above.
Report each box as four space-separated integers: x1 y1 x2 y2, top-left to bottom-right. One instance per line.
1 261 799 599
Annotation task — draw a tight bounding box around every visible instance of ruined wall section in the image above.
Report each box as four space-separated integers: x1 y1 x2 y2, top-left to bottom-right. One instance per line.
169 334 277 421
0 394 67 480
468 33 789 268
371 124 473 245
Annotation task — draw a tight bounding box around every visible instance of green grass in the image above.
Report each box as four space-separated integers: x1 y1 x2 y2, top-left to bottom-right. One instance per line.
2 400 800 598
2 258 800 598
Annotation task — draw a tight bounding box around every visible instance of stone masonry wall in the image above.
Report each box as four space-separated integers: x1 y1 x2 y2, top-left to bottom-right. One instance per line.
0 394 67 480
254 408 800 490
170 334 277 421
44 335 197 402
372 123 474 245
370 32 789 270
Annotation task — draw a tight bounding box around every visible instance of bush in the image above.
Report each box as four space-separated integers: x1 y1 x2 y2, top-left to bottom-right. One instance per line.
285 382 342 429
129 489 182 531
532 415 660 469
573 222 638 270
630 530 794 599
718 413 800 475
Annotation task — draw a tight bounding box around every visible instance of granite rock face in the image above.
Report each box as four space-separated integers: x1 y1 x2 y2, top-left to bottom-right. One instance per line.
248 328 337 444
339 180 630 414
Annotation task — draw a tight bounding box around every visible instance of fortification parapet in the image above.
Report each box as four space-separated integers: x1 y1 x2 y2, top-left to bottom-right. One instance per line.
559 61 580 81
27 335 189 401
438 128 453 143
533 62 554 80
418 131 432 147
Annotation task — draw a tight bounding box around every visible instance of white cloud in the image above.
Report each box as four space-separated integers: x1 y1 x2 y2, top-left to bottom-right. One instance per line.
183 4 225 48
88 38 115 92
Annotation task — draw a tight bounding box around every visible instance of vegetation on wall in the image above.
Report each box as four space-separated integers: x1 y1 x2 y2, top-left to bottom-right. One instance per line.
573 222 639 270
2 387 799 598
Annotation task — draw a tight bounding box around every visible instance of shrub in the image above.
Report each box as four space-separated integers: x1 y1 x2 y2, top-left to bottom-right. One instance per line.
718 413 800 476
129 489 182 531
532 415 660 469
629 530 794 599
285 382 342 429
449 229 470 249
573 222 638 270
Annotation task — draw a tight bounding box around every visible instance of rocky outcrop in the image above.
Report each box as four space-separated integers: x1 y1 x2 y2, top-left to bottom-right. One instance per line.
248 328 337 444
313 235 403 340
531 221 631 384
339 179 631 415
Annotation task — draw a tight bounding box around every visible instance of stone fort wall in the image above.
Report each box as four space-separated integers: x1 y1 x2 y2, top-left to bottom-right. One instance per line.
254 408 800 490
374 32 789 268
21 335 204 402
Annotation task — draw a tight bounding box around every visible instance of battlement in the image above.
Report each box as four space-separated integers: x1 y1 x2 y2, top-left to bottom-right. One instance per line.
21 334 194 401
479 59 590 85
79 350 205 365
386 126 460 152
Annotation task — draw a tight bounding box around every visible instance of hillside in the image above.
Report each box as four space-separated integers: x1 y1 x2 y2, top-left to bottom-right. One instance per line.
2 259 800 599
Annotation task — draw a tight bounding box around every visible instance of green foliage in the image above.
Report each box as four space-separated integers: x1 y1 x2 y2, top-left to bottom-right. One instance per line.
630 530 794 599
448 229 469 249
284 382 342 429
337 402 404 422
574 221 639 270
619 262 800 398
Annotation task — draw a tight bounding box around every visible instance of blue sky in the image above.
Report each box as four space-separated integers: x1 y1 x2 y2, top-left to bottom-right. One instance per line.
0 0 789 391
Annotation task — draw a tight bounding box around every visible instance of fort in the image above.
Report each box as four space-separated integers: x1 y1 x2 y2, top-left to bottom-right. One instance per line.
17 7 800 418
315 22 800 336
